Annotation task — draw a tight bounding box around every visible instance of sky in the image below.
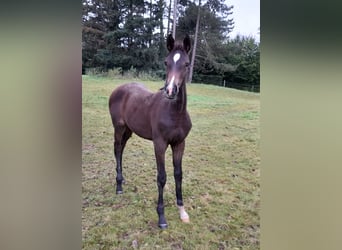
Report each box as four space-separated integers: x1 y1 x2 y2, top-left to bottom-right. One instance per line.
227 0 260 42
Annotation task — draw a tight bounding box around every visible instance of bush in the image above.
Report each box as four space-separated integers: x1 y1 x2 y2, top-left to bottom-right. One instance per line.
85 66 164 82
123 66 138 79
107 68 123 78
138 71 162 81
85 67 106 76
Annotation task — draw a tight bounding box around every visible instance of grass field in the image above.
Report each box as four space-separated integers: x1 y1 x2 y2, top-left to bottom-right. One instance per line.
82 75 260 249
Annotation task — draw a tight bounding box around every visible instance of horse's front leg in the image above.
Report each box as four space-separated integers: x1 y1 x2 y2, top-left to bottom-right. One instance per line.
171 141 190 223
154 140 168 229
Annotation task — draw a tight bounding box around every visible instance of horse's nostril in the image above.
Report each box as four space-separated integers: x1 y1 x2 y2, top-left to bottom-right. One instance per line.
172 85 178 95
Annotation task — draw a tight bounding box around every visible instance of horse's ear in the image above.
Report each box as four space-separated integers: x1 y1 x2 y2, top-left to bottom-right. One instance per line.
183 35 191 53
167 34 174 52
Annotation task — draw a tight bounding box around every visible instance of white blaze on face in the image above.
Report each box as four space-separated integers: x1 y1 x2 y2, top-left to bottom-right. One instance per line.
173 53 181 64
166 53 181 96
167 75 175 95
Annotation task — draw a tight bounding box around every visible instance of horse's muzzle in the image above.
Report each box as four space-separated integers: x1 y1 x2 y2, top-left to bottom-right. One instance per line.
164 84 178 99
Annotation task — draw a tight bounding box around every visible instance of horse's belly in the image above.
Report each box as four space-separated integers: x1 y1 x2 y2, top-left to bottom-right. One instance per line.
127 120 152 140
125 105 153 140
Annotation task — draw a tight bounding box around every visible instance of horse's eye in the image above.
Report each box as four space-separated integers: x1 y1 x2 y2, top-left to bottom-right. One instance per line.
185 62 190 67
164 61 168 66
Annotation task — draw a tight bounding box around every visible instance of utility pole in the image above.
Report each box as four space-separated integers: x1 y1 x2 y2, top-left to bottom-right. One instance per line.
189 0 201 83
172 0 177 38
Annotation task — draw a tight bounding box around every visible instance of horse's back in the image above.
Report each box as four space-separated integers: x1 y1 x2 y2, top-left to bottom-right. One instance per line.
109 82 151 110
109 82 150 104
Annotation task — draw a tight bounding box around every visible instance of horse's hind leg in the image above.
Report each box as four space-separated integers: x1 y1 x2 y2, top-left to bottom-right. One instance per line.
113 125 132 194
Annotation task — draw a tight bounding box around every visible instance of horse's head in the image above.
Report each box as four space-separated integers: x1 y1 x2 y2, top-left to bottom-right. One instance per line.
163 34 191 99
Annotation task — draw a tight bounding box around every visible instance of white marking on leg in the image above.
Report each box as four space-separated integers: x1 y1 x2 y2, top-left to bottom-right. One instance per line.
168 75 175 95
173 53 181 63
178 205 190 223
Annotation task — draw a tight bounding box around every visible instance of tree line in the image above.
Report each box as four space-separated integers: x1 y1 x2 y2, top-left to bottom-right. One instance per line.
82 0 260 92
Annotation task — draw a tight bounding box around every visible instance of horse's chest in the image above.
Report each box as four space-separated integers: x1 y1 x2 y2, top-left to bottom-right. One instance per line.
158 114 191 142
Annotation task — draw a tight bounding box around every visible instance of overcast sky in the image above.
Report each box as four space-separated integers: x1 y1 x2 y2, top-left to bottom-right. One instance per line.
227 0 260 42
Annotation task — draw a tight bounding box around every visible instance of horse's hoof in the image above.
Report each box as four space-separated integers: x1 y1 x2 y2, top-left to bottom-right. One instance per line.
180 212 190 223
116 190 123 194
178 206 190 223
181 217 190 223
158 223 168 229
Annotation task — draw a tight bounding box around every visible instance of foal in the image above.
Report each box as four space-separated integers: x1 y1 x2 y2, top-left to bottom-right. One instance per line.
109 34 192 229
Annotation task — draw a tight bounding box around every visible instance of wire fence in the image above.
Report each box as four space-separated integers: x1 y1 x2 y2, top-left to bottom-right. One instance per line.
192 74 260 93
224 81 260 93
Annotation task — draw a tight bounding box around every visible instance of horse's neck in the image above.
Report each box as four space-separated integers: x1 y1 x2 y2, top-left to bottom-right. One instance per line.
174 81 187 112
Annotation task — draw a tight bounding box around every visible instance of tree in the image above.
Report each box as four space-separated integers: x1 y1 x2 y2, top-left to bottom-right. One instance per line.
82 0 259 92
223 35 260 90
82 0 166 72
82 0 121 70
177 0 234 82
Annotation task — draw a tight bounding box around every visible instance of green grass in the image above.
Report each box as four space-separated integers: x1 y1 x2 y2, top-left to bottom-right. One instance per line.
82 75 260 249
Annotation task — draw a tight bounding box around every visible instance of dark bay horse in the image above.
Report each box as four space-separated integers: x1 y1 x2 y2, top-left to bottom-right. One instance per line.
109 34 192 229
